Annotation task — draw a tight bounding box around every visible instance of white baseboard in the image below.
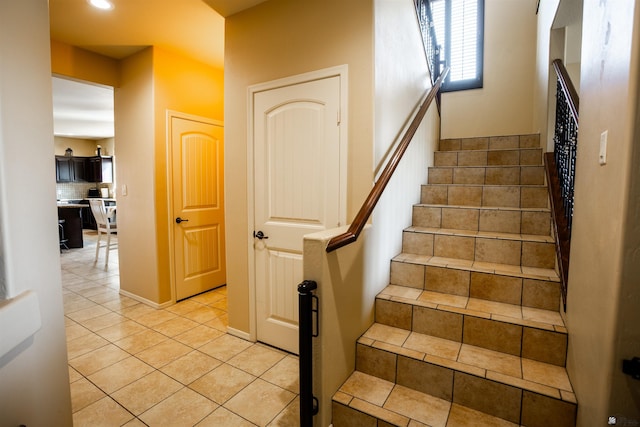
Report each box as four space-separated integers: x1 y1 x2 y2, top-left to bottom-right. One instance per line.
227 327 253 342
119 289 173 309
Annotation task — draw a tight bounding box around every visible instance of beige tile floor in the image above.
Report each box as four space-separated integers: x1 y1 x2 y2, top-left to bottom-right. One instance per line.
62 231 299 426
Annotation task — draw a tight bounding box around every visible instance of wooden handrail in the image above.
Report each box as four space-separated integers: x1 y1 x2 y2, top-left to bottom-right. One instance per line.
326 67 449 253
544 153 571 308
553 59 579 124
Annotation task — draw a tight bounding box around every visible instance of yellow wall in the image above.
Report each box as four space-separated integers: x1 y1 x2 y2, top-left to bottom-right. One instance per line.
152 47 224 303
224 0 375 334
51 39 119 87
565 1 640 424
54 136 114 157
54 136 100 157
115 47 224 305
441 0 537 139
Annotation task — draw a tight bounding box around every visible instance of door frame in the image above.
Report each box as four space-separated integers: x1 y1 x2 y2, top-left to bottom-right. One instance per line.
166 110 224 303
246 65 349 342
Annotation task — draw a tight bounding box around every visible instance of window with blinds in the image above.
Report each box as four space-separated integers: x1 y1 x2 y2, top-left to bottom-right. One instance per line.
430 0 484 91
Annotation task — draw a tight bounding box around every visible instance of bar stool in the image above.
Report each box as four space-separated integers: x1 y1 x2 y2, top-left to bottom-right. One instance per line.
58 219 69 251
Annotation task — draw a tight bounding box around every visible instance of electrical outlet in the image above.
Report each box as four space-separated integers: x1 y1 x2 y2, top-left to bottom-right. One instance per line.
599 130 608 165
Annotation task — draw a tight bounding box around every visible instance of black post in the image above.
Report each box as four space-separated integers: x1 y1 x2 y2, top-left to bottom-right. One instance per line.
298 280 318 427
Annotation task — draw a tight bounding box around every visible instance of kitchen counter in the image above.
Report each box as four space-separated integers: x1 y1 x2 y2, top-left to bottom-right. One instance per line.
57 205 83 248
56 204 85 213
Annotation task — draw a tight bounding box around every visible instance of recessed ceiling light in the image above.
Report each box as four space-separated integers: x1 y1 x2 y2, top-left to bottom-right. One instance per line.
88 0 114 10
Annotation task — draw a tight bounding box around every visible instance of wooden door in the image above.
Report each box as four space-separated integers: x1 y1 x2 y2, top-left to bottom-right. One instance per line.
171 115 226 301
253 76 342 353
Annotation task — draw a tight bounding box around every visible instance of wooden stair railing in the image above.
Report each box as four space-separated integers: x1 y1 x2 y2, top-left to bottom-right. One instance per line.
326 67 449 253
545 58 579 308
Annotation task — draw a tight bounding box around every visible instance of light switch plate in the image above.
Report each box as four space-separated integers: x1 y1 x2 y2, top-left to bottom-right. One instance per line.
122 184 128 196
599 130 608 165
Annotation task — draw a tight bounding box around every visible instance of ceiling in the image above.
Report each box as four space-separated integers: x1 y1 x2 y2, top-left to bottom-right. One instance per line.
49 0 266 139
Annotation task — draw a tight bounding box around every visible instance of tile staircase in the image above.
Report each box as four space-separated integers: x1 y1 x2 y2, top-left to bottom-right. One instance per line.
332 135 577 427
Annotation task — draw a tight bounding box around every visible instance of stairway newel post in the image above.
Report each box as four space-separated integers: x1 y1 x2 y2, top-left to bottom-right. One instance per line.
298 280 318 427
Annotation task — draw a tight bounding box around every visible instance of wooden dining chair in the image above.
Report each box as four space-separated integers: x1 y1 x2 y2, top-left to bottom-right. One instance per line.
88 199 117 267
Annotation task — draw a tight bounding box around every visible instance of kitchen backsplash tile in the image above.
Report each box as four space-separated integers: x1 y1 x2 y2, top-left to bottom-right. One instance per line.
57 182 114 200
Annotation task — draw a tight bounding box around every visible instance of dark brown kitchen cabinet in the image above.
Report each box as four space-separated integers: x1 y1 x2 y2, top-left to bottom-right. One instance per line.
55 155 113 183
55 156 85 182
85 156 114 183
55 156 73 182
58 206 83 248
72 157 86 182
85 156 102 182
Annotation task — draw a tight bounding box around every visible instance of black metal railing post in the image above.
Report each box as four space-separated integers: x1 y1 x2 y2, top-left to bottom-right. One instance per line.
415 0 441 84
298 280 318 427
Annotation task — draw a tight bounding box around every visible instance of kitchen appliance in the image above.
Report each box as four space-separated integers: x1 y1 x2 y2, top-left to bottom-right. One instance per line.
87 188 100 198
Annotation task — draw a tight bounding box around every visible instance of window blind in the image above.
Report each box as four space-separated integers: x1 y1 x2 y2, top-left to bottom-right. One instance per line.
430 0 484 90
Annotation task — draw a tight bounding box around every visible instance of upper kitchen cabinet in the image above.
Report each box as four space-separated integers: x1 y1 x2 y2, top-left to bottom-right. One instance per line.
101 156 113 183
55 155 113 183
85 156 114 183
72 157 86 181
55 156 73 182
56 155 86 182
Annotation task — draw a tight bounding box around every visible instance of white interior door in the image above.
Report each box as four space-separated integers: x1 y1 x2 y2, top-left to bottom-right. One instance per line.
171 115 226 301
253 76 342 354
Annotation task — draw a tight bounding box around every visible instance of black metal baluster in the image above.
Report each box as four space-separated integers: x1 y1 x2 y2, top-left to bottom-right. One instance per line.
553 73 578 234
298 280 318 427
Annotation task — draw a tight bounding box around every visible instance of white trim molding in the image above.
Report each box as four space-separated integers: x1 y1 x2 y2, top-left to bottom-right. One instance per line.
0 290 42 359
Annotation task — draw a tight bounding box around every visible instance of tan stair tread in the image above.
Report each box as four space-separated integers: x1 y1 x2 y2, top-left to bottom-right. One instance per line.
378 284 565 333
415 203 551 213
357 323 575 402
430 164 544 169
436 147 543 153
405 226 554 243
423 183 548 189
334 371 521 426
393 253 560 283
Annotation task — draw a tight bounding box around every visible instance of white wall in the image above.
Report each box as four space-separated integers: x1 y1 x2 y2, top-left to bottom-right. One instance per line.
565 0 640 425
533 0 560 151
0 1 72 425
300 1 441 424
370 0 439 316
441 0 537 139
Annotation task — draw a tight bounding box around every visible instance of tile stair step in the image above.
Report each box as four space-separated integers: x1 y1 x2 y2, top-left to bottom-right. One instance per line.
434 147 543 167
438 134 541 152
413 203 552 236
333 375 526 427
390 254 561 311
335 325 577 427
375 283 566 366
421 183 549 209
427 165 545 186
402 226 556 269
